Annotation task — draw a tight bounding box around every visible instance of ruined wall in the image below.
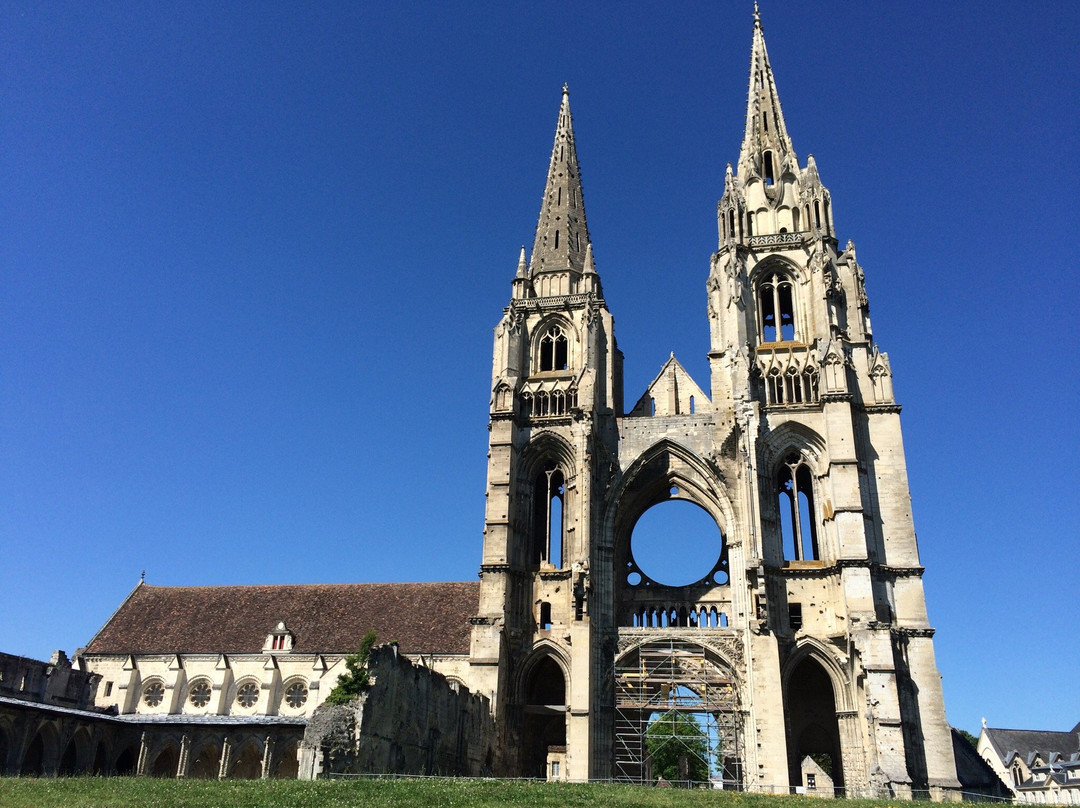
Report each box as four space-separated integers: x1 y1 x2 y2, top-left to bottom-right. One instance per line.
0 651 98 710
300 644 494 779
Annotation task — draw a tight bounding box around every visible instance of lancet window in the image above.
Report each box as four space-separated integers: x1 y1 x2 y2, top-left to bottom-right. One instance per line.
519 387 576 419
757 273 796 342
776 453 819 561
539 324 568 371
531 463 565 569
764 365 818 406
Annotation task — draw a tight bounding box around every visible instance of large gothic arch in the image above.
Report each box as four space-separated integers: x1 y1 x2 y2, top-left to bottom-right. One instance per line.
514 645 570 779
612 637 743 785
781 638 868 791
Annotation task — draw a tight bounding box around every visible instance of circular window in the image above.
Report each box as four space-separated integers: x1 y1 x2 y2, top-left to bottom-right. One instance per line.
142 681 165 707
629 500 724 587
188 681 212 708
235 682 260 708
284 681 308 709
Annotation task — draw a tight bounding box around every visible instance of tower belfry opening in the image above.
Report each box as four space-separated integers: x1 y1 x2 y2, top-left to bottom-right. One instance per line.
471 7 959 798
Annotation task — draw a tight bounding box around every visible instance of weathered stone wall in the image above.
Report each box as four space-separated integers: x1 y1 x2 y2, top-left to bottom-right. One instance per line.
0 651 98 710
300 645 494 779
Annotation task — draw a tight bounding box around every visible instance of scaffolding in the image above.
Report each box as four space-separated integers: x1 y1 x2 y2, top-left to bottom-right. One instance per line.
614 638 742 787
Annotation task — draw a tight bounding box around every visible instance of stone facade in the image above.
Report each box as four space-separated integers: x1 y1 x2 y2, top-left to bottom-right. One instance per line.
0 650 303 778
469 9 960 798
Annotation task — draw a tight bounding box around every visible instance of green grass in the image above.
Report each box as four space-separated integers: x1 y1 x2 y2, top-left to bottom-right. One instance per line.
0 777 979 808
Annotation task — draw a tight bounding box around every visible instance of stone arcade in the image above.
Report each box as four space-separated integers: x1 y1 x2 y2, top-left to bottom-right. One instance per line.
1 10 961 797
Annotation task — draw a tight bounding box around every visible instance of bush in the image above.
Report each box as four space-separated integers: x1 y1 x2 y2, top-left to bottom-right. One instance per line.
324 630 377 705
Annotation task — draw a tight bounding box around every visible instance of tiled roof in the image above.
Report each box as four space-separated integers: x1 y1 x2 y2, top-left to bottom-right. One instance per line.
84 582 479 656
985 727 1080 763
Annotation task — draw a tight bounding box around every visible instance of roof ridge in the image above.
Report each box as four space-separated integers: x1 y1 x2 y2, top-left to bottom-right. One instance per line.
139 580 478 590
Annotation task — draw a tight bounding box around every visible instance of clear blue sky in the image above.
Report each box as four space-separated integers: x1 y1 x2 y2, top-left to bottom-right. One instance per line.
2 2 1077 735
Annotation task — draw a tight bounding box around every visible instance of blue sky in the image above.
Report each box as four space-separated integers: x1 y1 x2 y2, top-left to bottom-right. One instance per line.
2 2 1077 735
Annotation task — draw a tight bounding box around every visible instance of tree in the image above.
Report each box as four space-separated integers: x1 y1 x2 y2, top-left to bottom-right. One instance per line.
644 710 710 785
325 631 378 705
955 728 980 750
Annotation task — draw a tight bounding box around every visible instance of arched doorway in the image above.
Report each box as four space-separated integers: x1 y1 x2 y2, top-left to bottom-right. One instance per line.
784 656 844 790
92 742 107 776
20 725 57 777
150 746 179 778
190 742 221 779
58 738 78 775
21 733 45 776
114 745 138 776
521 655 567 779
614 639 742 787
231 743 262 779
273 743 299 779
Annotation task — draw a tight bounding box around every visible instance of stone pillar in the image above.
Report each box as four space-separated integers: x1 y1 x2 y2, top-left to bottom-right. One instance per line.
218 735 232 780
261 734 275 779
136 731 150 776
178 734 191 778
837 710 866 793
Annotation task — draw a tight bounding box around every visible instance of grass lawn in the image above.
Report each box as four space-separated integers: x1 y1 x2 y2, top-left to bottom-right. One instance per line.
0 777 975 808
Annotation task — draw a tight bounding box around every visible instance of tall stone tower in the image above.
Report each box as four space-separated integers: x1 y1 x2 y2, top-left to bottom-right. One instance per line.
470 11 959 798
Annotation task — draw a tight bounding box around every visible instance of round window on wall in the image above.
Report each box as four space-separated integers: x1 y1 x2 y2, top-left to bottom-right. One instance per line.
188 681 212 709
142 681 165 708
235 682 260 709
284 681 308 709
629 499 725 587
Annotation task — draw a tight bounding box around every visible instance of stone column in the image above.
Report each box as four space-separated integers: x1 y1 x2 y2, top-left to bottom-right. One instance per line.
218 735 232 780
836 710 866 793
136 731 150 777
178 734 191 778
261 735 275 779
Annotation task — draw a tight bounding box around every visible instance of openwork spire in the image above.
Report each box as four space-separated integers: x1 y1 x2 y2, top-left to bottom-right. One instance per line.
737 7 796 180
530 85 591 275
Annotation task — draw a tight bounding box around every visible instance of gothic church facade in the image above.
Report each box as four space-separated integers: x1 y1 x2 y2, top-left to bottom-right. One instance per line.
468 10 959 797
3 9 961 796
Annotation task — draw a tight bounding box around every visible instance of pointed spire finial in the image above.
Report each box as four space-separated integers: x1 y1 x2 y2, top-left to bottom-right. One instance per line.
583 242 595 274
516 246 527 278
529 86 593 277
738 4 796 179
562 82 569 95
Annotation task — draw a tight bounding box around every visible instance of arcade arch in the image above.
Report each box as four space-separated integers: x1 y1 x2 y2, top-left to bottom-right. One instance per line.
518 650 568 779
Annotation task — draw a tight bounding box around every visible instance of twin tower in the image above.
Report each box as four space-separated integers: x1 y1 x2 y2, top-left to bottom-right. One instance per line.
467 11 959 797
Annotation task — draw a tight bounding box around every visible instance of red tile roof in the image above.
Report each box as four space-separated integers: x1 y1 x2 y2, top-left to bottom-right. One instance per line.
84 582 479 656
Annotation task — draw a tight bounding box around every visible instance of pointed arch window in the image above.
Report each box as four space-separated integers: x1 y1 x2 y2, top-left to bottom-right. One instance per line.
532 463 565 568
763 150 775 185
758 273 796 342
777 454 819 561
539 324 569 371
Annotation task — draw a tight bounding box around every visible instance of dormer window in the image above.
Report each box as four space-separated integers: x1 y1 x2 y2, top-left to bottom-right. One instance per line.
264 620 294 653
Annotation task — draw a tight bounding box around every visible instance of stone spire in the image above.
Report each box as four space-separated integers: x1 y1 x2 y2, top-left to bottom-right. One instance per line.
530 85 591 276
737 5 797 180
